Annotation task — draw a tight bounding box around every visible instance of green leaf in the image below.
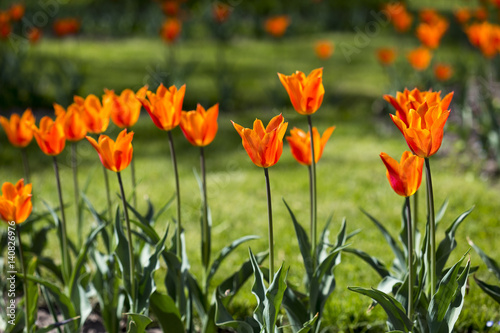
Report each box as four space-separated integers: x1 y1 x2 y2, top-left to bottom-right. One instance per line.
435 199 449 225
81 193 110 252
215 289 259 333
473 276 500 304
194 169 212 271
249 248 266 327
264 264 288 333
283 199 313 279
35 317 81 333
113 208 133 308
435 207 473 277
282 288 309 333
344 248 390 278
317 215 333 264
348 287 412 332
468 238 500 280
149 291 184 333
296 314 319 333
126 313 152 333
26 257 39 331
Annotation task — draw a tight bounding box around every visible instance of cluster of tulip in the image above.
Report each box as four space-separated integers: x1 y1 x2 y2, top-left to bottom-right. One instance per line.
0 3 40 43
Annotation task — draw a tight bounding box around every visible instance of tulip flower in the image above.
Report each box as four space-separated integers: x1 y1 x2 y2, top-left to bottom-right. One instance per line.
86 129 134 173
314 41 334 60
80 94 110 134
27 27 42 44
419 9 440 25
454 8 471 25
0 179 32 224
0 109 35 148
376 48 396 66
53 18 80 37
390 102 450 158
9 3 24 21
232 114 288 168
162 0 179 16
264 15 290 38
434 63 453 81
213 2 231 23
104 87 147 129
139 84 186 131
380 151 423 197
407 47 432 71
32 115 66 156
287 126 335 166
278 68 325 115
466 22 500 58
180 104 219 147
385 2 413 33
54 103 88 142
160 18 182 44
416 18 449 49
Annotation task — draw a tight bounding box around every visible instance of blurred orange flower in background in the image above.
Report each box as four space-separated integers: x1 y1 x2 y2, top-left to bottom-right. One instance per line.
104 87 147 128
213 2 231 23
466 22 500 58
0 12 11 39
287 126 335 166
0 109 35 148
180 103 219 147
454 8 471 25
86 129 134 172
475 7 488 21
377 48 396 65
9 3 24 21
80 94 110 134
28 27 42 44
380 151 423 197
53 18 80 37
264 15 290 38
32 115 66 156
385 2 413 33
139 84 186 131
416 17 448 49
315 40 334 59
434 63 453 81
160 18 181 43
407 47 432 71
419 9 440 24
278 68 324 115
232 114 288 168
54 103 88 142
0 179 32 224
162 0 180 17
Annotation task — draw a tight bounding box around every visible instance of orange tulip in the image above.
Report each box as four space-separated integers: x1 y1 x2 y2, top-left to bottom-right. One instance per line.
391 102 450 158
32 115 66 156
160 18 181 44
54 103 88 142
27 27 42 44
139 84 186 131
264 15 290 38
377 48 396 65
286 126 335 166
434 63 453 81
232 114 288 168
278 68 325 115
416 18 448 49
380 151 423 197
314 40 334 59
213 2 231 23
80 94 110 134
454 8 471 25
385 2 413 33
475 7 488 21
466 22 500 58
419 9 440 25
53 18 80 37
0 17 11 39
9 3 24 21
0 179 32 224
384 88 453 128
86 129 134 172
104 87 147 128
162 0 180 17
0 109 35 148
407 47 432 71
180 103 218 147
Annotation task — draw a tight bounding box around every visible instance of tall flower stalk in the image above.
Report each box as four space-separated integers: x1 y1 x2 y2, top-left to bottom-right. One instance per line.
168 130 182 256
424 158 436 295
264 167 275 276
53 156 70 282
405 196 414 319
307 115 318 265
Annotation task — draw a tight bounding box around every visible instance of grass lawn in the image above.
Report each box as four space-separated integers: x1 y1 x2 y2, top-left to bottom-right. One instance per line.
1 31 500 332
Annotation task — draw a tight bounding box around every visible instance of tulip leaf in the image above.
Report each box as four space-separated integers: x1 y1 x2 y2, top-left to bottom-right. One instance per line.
149 291 185 333
187 272 207 319
249 248 266 327
215 288 260 333
344 248 390 278
264 264 288 333
125 313 152 333
113 208 133 308
283 199 313 279
194 169 212 271
282 288 309 333
436 207 473 277
81 193 110 252
348 287 412 332
26 257 39 332
296 314 319 333
435 199 449 225
317 214 333 264
468 238 500 280
473 276 500 304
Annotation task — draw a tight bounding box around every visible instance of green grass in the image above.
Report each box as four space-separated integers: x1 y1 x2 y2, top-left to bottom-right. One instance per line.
1 30 500 332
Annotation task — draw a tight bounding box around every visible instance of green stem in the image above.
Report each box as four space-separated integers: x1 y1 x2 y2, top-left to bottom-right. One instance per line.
411 190 418 249
129 127 137 208
117 172 136 310
307 115 317 270
424 158 436 296
200 147 210 274
71 142 82 248
53 156 70 284
16 224 29 333
102 164 112 222
405 197 414 320
168 131 182 257
21 148 30 183
264 168 274 278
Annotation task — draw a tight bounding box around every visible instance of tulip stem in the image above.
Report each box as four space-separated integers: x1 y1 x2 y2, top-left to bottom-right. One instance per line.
200 147 210 274
168 131 182 257
71 142 82 248
117 171 136 310
307 115 317 270
21 148 30 183
424 158 436 296
17 224 30 332
264 168 275 278
102 164 112 222
129 127 137 208
53 156 70 284
411 190 418 248
405 197 414 320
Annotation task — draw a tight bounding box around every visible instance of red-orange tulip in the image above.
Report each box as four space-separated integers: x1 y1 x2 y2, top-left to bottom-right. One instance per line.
0 179 32 224
385 2 413 33
278 68 325 115
454 8 471 25
27 27 42 44
232 114 288 168
380 151 423 197
54 103 88 142
9 3 24 21
213 3 231 23
86 129 134 172
377 48 397 66
407 47 432 71
162 0 180 17
104 87 147 128
466 22 500 58
416 18 448 49
286 126 335 166
139 84 186 131
264 15 290 38
53 18 80 37
32 115 66 156
180 103 218 147
314 41 334 59
391 102 450 158
160 18 181 44
0 109 35 148
434 63 453 81
80 94 110 134
419 9 440 25
475 7 488 21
